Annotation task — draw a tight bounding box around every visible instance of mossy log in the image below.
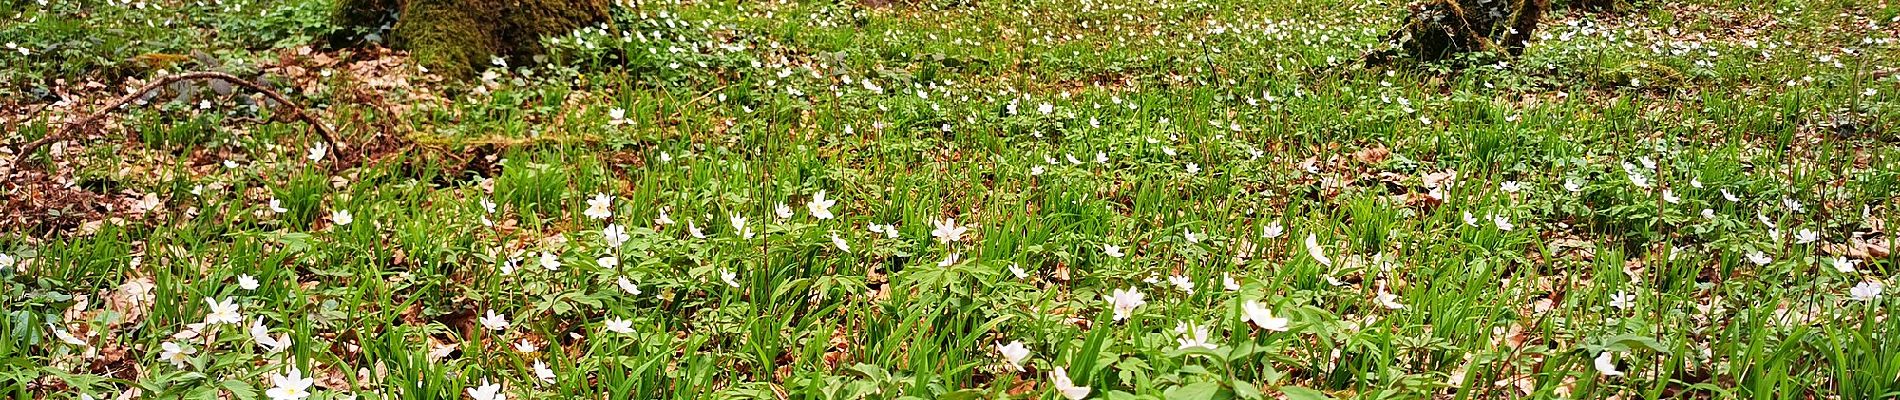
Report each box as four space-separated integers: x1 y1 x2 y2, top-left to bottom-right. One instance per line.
1368 0 1548 65
333 0 611 78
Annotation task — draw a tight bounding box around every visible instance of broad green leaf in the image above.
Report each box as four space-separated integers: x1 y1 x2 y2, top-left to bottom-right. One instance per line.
1279 386 1333 400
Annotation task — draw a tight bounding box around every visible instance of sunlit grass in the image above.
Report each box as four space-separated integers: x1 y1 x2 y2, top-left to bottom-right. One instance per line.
3 0 1899 399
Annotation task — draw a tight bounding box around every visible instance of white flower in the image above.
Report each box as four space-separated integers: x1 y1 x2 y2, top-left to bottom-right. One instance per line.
596 256 619 269
331 209 353 226
1101 244 1124 258
1031 165 1046 176
830 233 850 252
1104 287 1146 321
995 341 1030 371
479 309 509 331
250 317 292 353
160 341 195 368
1628 172 1651 189
937 252 962 267
1182 229 1202 244
480 198 497 214
238 275 260 291
267 199 288 214
1241 300 1289 331
1691 177 1704 189
584 193 614 220
1008 263 1030 279
1609 292 1635 310
608 108 630 125
1701 209 1715 220
1376 285 1405 309
1794 229 1818 244
1594 351 1624 377
806 190 836 220
467 379 505 400
513 339 538 353
204 297 242 325
1222 273 1240 291
931 218 969 244
1050 367 1091 400
1491 214 1515 231
1094 151 1108 163
654 208 675 226
305 143 326 161
1662 189 1681 204
1564 178 1585 193
1746 251 1771 266
721 269 741 288
1500 181 1522 193
1851 281 1884 301
539 252 562 271
602 224 629 247
774 203 793 220
1721 189 1739 202
1305 233 1333 267
264 367 315 400
1174 323 1217 350
728 213 754 239
1832 257 1859 273
1782 197 1805 213
52 326 87 346
687 220 706 239
532 360 556 384
1462 211 1478 227
1167 275 1194 294
617 277 642 296
1261 222 1284 239
604 317 634 334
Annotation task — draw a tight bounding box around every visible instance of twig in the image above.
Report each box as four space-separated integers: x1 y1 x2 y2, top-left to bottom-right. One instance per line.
10 71 344 163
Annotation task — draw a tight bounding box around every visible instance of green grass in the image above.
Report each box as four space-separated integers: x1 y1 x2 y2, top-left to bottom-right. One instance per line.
3 0 1900 399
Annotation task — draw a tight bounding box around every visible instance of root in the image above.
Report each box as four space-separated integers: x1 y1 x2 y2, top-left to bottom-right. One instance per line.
10 71 345 165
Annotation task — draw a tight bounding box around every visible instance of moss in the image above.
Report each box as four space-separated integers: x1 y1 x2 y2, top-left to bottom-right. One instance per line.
334 0 609 78
1369 0 1548 65
390 0 500 79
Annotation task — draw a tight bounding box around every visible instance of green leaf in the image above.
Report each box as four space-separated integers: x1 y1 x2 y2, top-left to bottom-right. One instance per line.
938 389 987 400
1600 334 1667 352
221 379 259 400
1279 386 1333 400
1163 382 1227 400
1232 379 1263 400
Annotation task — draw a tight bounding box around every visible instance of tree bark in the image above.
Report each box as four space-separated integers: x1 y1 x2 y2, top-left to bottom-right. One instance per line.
333 0 611 78
1368 0 1549 65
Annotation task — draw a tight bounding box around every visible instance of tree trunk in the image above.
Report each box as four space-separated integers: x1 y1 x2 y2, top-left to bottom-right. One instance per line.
1368 0 1548 65
333 0 611 78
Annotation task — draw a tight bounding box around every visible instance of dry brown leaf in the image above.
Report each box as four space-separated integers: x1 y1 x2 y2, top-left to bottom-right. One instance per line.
1823 236 1890 260
1353 144 1390 164
1422 170 1458 189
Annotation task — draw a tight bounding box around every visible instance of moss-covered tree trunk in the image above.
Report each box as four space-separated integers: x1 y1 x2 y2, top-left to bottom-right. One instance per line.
333 0 610 78
1368 0 1548 65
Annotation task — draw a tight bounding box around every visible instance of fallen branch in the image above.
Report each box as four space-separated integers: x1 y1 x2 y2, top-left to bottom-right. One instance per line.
10 71 344 163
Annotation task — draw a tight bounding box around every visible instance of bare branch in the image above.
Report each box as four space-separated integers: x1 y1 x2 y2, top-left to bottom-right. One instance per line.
10 71 344 164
